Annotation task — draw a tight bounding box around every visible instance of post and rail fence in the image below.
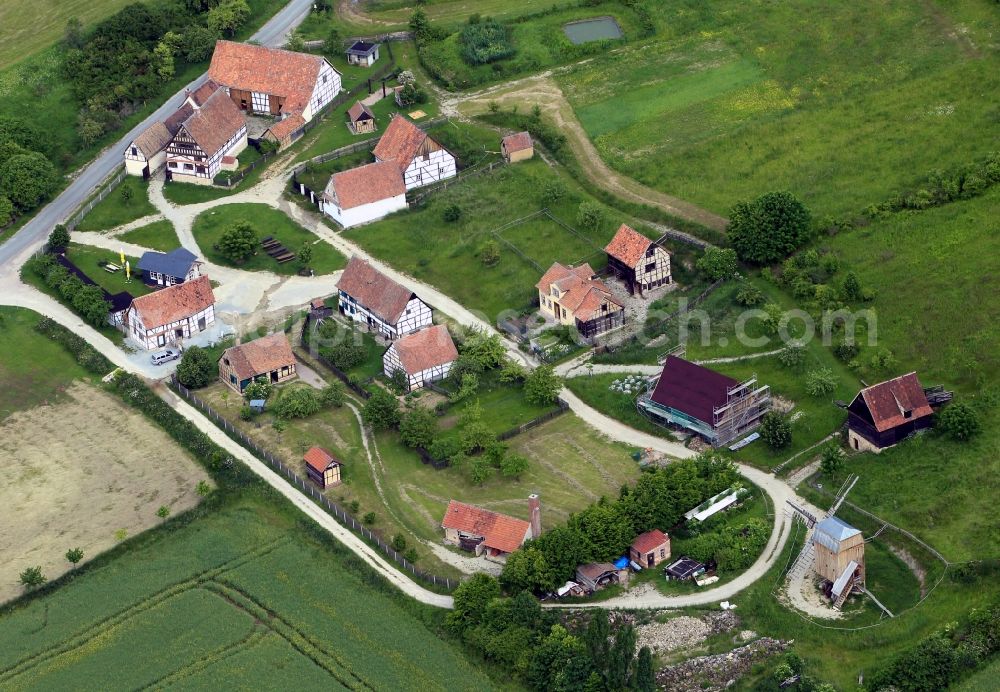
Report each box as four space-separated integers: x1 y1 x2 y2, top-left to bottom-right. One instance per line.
171 376 458 591
66 166 127 231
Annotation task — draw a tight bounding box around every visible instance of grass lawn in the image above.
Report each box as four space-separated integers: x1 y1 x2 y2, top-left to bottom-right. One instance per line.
0 307 91 418
0 498 498 690
116 219 180 252
191 203 346 276
558 0 1000 218
310 315 387 381
299 0 546 35
74 177 156 232
65 242 152 297
438 372 560 441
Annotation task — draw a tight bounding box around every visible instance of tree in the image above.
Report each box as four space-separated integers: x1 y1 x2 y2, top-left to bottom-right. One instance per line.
447 573 500 632
207 0 251 37
409 8 432 44
635 646 655 692
584 610 611 669
284 30 305 52
605 623 637 691
362 387 401 430
182 26 218 61
322 340 366 370
243 377 273 401
72 284 111 327
842 271 863 302
459 329 506 370
217 221 258 264
272 387 320 419
320 382 345 408
696 246 738 280
66 547 84 566
500 547 552 593
391 534 407 552
576 201 604 232
500 452 529 479
152 41 175 81
759 411 792 449
805 367 837 397
499 359 525 383
0 195 13 227
443 203 462 222
399 406 437 449
939 402 981 441
735 281 764 306
388 368 408 394
727 191 812 265
524 365 561 405
0 152 57 211
777 344 805 368
363 511 376 524
469 455 492 485
19 566 46 591
48 224 70 252
297 244 313 271
480 239 500 267
820 442 845 475
322 27 342 56
176 346 214 388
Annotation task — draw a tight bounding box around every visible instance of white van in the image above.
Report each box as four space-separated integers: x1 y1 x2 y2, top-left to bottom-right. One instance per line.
150 348 181 365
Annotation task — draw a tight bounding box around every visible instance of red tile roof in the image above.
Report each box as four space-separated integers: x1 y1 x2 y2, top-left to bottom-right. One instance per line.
502 131 532 153
441 501 531 554
857 373 933 432
221 333 295 382
336 256 417 324
631 529 669 555
129 276 215 330
605 223 655 267
373 115 432 172
132 122 172 159
536 262 623 322
324 161 405 210
188 79 220 107
267 113 305 142
208 40 330 114
347 101 375 122
181 89 246 157
649 355 739 425
304 446 340 473
391 325 458 374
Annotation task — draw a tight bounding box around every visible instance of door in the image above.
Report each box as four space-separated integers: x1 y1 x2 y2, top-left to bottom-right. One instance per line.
142 164 150 180
198 316 207 331
647 553 654 568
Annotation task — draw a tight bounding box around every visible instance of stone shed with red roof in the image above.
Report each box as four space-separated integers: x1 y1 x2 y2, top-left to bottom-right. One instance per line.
441 500 534 560
125 276 216 350
501 131 533 163
629 529 671 569
382 324 458 391
320 161 407 228
638 355 771 447
373 115 456 190
336 256 432 339
847 373 933 452
604 223 672 296
219 332 297 394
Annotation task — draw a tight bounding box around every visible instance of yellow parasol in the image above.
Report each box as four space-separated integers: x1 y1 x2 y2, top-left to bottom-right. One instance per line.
125 260 131 282
119 248 125 265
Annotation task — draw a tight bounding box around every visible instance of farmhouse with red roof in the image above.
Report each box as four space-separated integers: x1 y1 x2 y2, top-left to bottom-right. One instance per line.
320 161 407 228
373 115 456 190
536 262 625 338
847 373 934 452
604 223 672 295
336 256 432 339
382 324 458 391
441 499 535 560
219 333 297 394
125 276 216 350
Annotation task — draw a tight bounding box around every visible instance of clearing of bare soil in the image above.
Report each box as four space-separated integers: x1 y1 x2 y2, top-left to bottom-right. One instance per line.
0 382 209 604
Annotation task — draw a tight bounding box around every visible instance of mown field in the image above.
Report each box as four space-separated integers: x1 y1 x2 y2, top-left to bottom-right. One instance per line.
116 219 180 252
0 500 499 691
559 0 1000 218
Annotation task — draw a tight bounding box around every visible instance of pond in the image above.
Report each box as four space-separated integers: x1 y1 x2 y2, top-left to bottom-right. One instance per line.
563 16 623 45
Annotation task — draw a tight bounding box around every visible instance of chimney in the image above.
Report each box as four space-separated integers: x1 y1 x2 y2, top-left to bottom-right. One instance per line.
528 494 541 538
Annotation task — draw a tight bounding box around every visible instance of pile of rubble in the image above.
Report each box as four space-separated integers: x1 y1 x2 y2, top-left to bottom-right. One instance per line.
655 637 790 692
636 611 739 655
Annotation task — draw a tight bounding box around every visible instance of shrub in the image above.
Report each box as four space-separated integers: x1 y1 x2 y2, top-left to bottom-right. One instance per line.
362 387 401 430
696 247 738 280
320 382 345 408
480 239 500 267
322 341 366 370
363 511 376 524
805 368 837 397
820 443 845 475
243 377 273 401
777 345 805 369
459 19 514 65
759 411 791 449
176 346 214 388
576 201 604 232
442 203 462 222
48 224 70 251
272 387 320 419
834 340 860 362
939 402 981 441
217 221 258 264
728 191 812 265
735 281 764 306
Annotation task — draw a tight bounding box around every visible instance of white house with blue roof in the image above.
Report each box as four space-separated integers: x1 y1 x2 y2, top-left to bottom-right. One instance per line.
136 248 202 287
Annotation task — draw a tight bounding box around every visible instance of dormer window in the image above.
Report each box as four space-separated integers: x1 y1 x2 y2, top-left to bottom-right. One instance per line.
550 286 558 297
903 410 912 419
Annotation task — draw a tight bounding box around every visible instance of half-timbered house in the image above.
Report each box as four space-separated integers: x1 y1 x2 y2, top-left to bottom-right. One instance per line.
164 85 247 184
382 324 458 391
347 101 377 134
373 115 456 190
304 446 342 488
535 262 625 338
320 161 407 228
336 256 432 339
846 373 934 453
219 332 297 394
208 40 341 129
136 248 201 287
604 223 671 295
125 276 216 350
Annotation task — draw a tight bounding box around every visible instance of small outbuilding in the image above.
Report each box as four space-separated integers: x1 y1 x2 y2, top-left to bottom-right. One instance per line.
321 161 408 229
576 562 629 593
629 529 671 569
604 223 671 295
346 40 380 66
846 373 933 453
664 556 706 581
304 446 342 488
441 499 534 560
347 101 377 135
812 516 865 603
501 131 533 163
136 247 202 287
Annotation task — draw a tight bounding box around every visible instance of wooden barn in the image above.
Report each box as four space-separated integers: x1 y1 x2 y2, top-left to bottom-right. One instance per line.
219 332 297 394
347 101 377 135
604 223 671 295
847 373 934 453
629 529 671 569
304 446 342 488
373 115 456 190
638 355 771 447
336 256 432 339
812 516 865 607
382 324 458 391
501 131 533 163
536 262 625 339
576 563 629 592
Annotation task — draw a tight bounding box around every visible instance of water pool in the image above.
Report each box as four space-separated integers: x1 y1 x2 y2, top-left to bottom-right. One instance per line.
563 16 623 44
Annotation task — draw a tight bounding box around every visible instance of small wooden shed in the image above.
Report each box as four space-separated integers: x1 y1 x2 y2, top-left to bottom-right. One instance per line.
812 516 865 586
501 131 534 163
347 101 377 135
304 446 342 488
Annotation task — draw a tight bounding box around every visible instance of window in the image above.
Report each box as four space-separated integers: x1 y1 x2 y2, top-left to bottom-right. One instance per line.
646 246 656 257
323 74 328 83
904 410 912 419
645 262 657 273
551 286 558 297
229 374 237 384
131 146 138 157
659 548 666 558
196 166 206 174
223 358 230 366
184 163 193 171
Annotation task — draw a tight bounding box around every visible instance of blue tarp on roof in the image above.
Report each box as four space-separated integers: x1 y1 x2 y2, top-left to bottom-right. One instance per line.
613 556 629 570
136 248 197 279
813 516 862 553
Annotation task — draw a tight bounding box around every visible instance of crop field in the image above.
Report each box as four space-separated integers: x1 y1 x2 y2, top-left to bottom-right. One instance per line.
0 501 496 690
192 203 347 276
558 0 1000 218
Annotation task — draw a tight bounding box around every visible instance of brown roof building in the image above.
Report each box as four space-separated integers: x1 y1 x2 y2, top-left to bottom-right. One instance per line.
501 131 533 163
847 373 934 453
441 500 533 558
336 256 432 339
180 87 246 159
536 262 625 338
219 332 297 393
304 446 342 488
347 101 377 134
629 529 671 569
125 275 217 350
604 223 671 295
383 324 458 391
373 115 456 190
323 161 406 211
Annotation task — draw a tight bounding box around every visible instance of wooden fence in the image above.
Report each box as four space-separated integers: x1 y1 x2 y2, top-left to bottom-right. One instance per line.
172 377 457 591
496 398 570 440
67 166 127 231
407 159 506 205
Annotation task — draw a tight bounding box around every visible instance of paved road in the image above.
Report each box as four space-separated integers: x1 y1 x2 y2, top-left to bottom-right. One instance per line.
0 0 315 272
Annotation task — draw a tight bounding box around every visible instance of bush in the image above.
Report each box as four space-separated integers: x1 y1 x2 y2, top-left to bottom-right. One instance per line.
576 201 604 232
216 221 258 264
459 19 514 65
480 239 500 267
805 367 837 397
777 345 805 369
442 203 462 222
272 387 320 419
322 341 366 370
735 282 764 306
759 411 791 449
696 247 738 280
320 382 345 408
176 346 215 388
939 402 981 441
362 387 401 430
728 191 812 265
243 377 273 402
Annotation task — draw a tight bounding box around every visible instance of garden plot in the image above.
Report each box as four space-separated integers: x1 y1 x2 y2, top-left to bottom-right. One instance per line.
0 382 208 604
